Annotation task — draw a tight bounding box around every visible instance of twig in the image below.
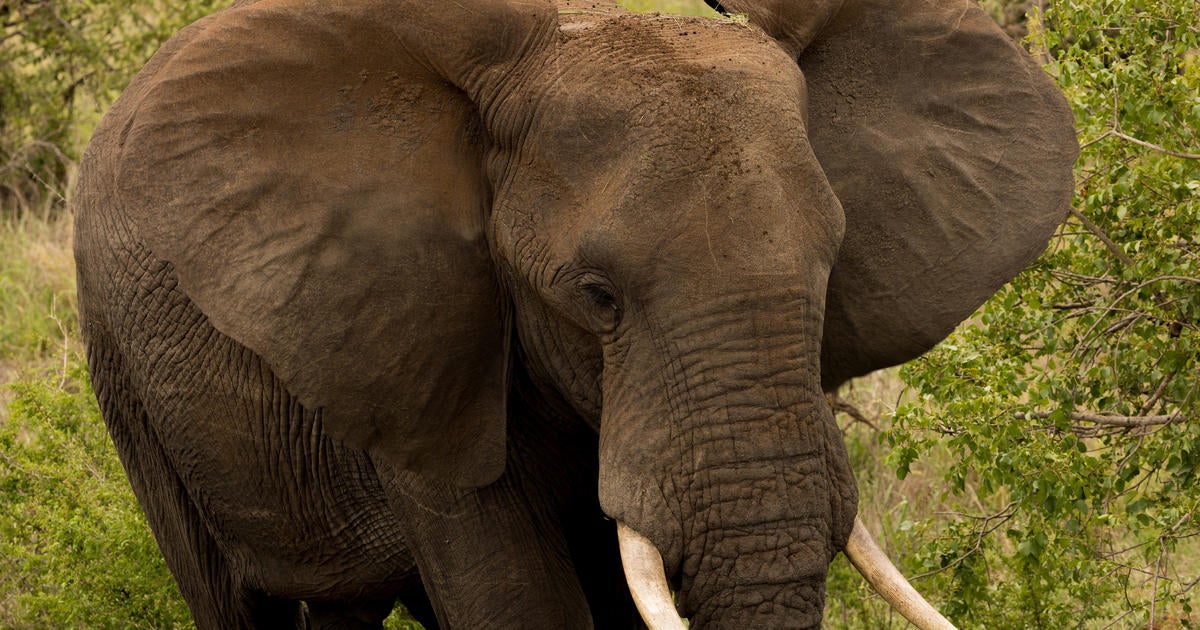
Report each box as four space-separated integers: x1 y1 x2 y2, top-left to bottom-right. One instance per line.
1138 369 1178 416
1068 206 1135 266
1050 301 1097 310
1048 269 1118 285
1016 410 1184 428
1102 313 1143 336
1070 276 1200 362
909 503 1018 581
1099 607 1136 630
830 397 879 432
1110 130 1200 160
1080 129 1116 150
1149 538 1164 630
49 296 71 389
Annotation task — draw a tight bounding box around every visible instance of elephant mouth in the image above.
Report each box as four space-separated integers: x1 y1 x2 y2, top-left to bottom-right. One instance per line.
616 518 957 630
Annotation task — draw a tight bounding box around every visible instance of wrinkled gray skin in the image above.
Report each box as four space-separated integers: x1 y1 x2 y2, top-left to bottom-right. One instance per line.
73 0 1076 627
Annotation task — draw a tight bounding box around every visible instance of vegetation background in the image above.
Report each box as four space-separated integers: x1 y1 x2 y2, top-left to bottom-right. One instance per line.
1 0 1196 627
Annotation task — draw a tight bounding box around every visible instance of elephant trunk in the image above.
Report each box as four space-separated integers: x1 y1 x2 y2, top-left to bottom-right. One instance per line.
619 517 959 630
598 285 857 628
605 290 956 628
676 398 851 627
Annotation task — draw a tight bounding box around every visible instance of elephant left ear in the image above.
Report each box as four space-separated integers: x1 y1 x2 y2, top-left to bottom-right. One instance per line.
720 0 1079 389
108 0 555 487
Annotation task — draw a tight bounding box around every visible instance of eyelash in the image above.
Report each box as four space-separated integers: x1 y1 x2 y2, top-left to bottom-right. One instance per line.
577 278 622 332
582 283 618 310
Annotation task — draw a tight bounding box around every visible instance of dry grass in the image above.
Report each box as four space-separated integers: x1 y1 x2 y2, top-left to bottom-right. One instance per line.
0 210 78 372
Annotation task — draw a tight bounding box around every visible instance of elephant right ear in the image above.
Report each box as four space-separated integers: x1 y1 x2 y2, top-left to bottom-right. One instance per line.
110 0 555 487
719 0 1078 389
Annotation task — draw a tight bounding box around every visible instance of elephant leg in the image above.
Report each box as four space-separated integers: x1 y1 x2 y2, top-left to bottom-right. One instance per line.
375 383 600 629
508 378 642 630
378 461 591 629
87 338 304 629
376 364 643 630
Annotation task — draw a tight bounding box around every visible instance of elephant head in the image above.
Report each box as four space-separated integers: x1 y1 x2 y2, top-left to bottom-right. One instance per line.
101 0 1075 626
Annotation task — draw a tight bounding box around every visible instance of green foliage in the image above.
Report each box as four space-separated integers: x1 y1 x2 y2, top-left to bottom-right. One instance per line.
383 610 426 630
0 204 188 625
0 357 191 628
1 0 222 217
879 1 1200 627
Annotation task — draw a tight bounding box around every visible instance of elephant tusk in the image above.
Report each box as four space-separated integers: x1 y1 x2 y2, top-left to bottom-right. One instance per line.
616 521 688 630
845 516 958 630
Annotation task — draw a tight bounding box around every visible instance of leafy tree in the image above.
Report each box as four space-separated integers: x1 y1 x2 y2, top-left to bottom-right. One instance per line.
1 0 221 216
879 1 1200 627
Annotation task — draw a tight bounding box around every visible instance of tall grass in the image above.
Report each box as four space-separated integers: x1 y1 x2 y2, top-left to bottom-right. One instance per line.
0 211 77 371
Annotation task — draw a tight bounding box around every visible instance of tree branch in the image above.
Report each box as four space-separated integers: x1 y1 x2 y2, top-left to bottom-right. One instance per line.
1139 369 1179 415
828 395 880 432
909 503 1017 581
1017 410 1185 428
1068 206 1135 266
1111 130 1200 160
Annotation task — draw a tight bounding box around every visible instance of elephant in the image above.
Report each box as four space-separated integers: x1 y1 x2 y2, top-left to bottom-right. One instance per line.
72 0 1077 627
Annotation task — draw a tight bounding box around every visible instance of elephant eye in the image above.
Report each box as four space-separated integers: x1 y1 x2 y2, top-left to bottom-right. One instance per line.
580 282 622 331
582 283 616 309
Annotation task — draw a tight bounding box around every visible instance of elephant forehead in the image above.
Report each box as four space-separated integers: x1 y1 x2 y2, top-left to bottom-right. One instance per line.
488 12 842 281
532 13 809 147
554 11 790 73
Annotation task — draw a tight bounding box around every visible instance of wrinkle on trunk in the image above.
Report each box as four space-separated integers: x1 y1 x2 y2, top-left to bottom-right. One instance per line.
597 285 856 628
678 402 850 628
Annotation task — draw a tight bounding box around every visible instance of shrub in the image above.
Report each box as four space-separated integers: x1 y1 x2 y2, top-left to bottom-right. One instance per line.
863 1 1200 628
0 358 191 628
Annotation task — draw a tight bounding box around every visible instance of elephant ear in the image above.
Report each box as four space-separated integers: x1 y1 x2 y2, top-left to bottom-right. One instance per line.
719 0 1078 389
112 0 553 487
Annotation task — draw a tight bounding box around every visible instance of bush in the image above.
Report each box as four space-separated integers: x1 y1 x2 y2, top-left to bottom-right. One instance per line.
855 1 1200 628
0 358 191 628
